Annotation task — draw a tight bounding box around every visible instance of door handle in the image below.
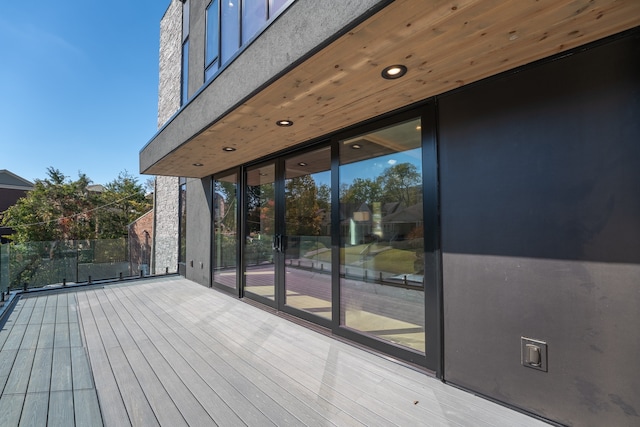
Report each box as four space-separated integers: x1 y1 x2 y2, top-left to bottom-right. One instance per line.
272 235 286 253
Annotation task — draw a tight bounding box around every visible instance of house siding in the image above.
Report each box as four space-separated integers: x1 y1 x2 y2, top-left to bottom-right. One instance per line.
439 32 640 426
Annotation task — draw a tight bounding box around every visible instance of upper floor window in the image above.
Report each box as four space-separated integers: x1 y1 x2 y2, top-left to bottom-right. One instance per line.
207 0 292 82
181 40 189 106
181 0 190 106
242 0 267 44
205 0 220 81
220 0 240 66
270 0 288 13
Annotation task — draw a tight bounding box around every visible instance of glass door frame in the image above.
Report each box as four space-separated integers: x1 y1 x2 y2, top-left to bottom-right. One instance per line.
211 167 241 295
241 144 335 330
236 103 442 374
328 105 442 373
242 159 281 307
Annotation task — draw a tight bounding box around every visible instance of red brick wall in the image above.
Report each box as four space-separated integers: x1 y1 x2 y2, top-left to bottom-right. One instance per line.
128 210 154 275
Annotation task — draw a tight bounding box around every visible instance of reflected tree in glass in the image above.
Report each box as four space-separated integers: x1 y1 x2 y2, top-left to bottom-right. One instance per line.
213 173 238 289
339 118 426 353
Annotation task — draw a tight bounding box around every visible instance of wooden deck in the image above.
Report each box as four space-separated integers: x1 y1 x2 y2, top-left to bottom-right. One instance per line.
0 276 550 426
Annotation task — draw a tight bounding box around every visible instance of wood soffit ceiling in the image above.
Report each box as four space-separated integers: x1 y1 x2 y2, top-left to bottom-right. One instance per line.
147 0 640 178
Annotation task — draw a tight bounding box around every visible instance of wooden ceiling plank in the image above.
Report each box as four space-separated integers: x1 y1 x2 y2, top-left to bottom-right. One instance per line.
148 0 640 178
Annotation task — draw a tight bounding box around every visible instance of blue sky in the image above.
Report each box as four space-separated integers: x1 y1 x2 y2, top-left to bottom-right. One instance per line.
0 0 169 187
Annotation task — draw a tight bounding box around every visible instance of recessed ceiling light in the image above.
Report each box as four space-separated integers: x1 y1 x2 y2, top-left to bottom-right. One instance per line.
351 144 362 149
193 163 203 166
416 125 422 130
381 64 408 79
298 162 307 167
276 119 294 127
222 147 236 152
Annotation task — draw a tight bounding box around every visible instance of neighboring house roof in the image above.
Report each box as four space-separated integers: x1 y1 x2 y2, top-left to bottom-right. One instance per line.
0 170 34 190
86 184 106 193
127 209 154 228
382 204 423 223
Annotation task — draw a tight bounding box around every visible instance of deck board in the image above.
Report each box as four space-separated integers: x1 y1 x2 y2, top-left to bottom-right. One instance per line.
26 348 53 393
21 391 49 427
123 286 376 426
48 390 75 427
74 388 104 427
0 349 18 394
2 324 26 351
42 296 57 324
3 349 35 394
71 347 94 390
142 283 426 426
0 394 24 426
36 323 55 350
50 347 73 392
104 347 160 427
0 277 551 427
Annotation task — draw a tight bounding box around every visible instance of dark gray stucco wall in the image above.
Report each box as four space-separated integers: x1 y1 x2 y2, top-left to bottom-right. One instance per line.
187 0 205 99
438 32 640 427
185 177 212 287
141 0 388 173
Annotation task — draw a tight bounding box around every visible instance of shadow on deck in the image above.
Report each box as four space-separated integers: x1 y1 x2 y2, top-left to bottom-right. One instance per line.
0 276 550 426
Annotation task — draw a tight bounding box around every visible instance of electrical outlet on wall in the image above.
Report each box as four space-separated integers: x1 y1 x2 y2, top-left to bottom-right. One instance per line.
521 337 547 372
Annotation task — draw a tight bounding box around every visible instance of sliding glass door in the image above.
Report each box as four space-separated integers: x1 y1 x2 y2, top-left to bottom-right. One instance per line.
235 107 440 370
242 147 332 322
338 118 426 353
283 146 332 320
212 170 239 291
244 162 277 301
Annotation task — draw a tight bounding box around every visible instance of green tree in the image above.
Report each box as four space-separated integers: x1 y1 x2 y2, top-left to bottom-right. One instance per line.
379 162 421 206
95 171 152 239
285 175 322 236
317 183 331 211
1 168 151 242
340 177 383 205
2 168 96 242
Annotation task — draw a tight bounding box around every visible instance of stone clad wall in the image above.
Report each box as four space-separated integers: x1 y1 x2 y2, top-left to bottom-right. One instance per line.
152 0 182 274
152 176 179 274
158 0 182 128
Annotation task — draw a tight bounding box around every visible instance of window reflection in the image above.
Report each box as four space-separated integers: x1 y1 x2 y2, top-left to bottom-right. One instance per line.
242 0 267 44
213 172 237 289
205 0 220 78
284 147 332 319
339 118 425 353
181 40 189 105
269 0 288 14
244 164 276 300
178 178 187 266
220 0 240 65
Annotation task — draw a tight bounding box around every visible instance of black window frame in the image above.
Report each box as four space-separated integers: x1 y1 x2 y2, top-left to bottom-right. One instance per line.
181 0 191 106
205 0 293 85
205 0 221 81
178 177 188 275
